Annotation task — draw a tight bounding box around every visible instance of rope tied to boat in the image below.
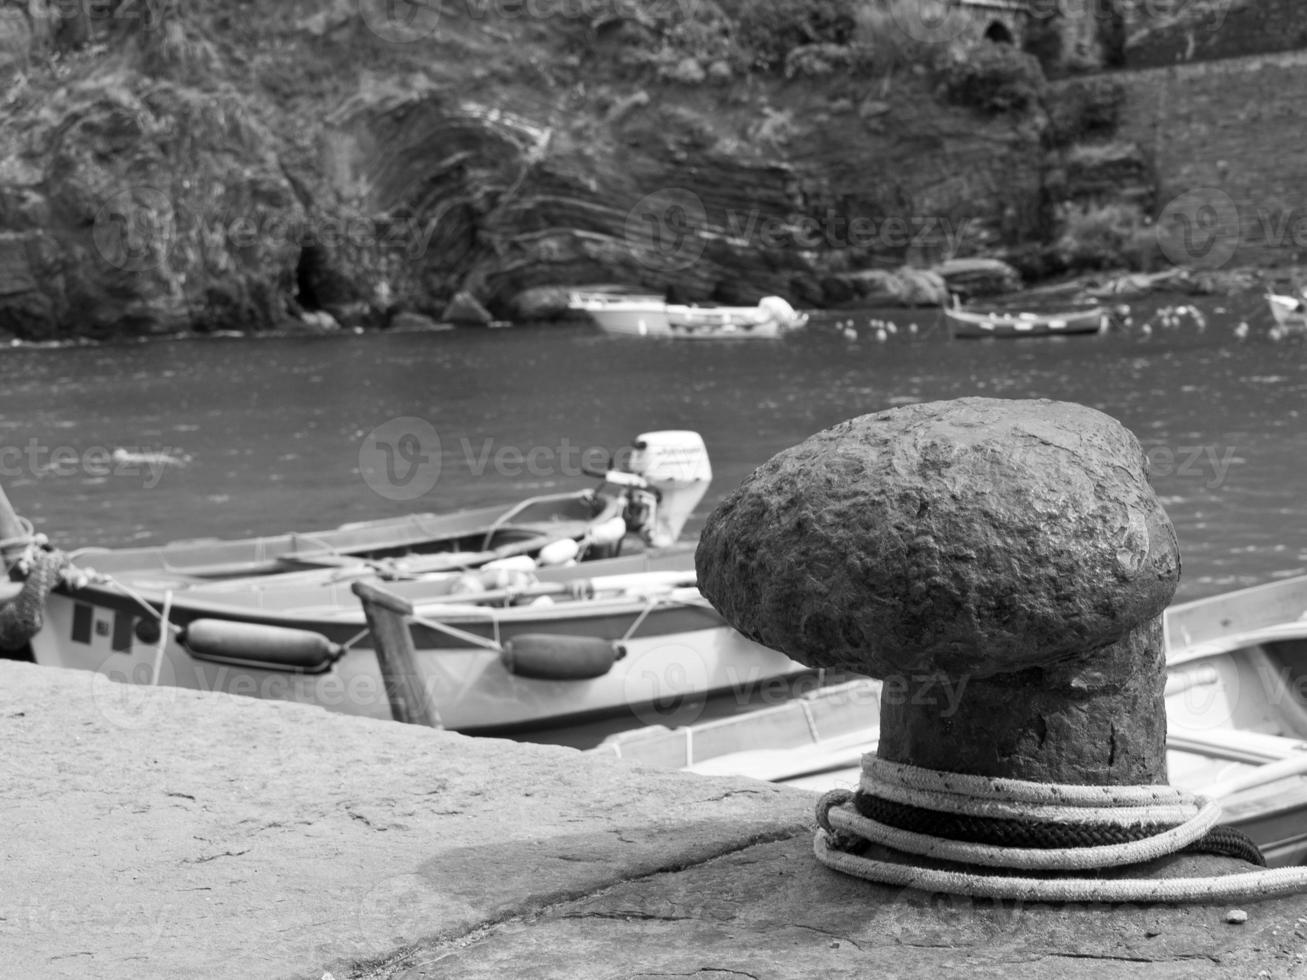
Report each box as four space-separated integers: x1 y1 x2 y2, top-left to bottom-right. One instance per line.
812 757 1306 903
0 539 70 651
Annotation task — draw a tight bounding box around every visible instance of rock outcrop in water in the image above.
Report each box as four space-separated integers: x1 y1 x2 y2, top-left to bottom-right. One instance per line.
0 1 1167 339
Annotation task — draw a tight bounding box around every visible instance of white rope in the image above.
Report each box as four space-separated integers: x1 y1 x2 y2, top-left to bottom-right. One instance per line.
825 799 1220 871
150 590 173 686
814 832 1307 903
864 757 1189 807
408 613 505 653
814 758 1307 903
863 758 1198 827
868 778 1199 827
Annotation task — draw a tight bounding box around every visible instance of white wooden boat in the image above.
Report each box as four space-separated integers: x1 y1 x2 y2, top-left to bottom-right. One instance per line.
569 292 806 339
567 291 671 336
51 429 712 585
1268 293 1307 334
34 547 806 733
26 432 810 734
945 302 1106 339
594 574 1307 866
667 298 808 340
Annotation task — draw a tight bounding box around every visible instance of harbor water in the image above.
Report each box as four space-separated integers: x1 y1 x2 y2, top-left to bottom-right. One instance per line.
0 292 1303 602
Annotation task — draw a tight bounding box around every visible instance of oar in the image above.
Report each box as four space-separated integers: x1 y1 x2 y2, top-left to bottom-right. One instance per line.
415 571 699 609
416 581 581 608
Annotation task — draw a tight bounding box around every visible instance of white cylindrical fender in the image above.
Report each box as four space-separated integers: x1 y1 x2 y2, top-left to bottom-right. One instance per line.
589 515 629 547
537 538 581 566
482 555 537 573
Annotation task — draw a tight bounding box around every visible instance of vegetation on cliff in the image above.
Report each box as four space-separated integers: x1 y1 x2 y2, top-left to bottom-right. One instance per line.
0 0 1198 339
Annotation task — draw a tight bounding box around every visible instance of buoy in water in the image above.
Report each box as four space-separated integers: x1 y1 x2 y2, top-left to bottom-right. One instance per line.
501 633 624 680
181 619 342 673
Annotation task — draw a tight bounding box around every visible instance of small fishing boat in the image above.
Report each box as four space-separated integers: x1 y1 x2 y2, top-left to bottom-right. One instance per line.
567 291 671 337
594 573 1307 866
26 431 809 734
54 430 710 583
945 301 1107 339
569 292 807 339
1267 292 1307 334
667 297 808 340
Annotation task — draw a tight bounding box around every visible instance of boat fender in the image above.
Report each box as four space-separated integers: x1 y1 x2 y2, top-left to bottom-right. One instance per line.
479 567 537 592
448 572 487 596
180 619 343 673
589 516 628 547
482 555 537 573
501 634 625 681
536 538 580 566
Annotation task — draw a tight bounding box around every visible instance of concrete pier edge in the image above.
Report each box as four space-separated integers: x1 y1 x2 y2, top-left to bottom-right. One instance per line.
4 659 1306 979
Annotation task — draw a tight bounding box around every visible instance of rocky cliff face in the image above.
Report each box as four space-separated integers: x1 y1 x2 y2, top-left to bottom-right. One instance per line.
0 0 1128 339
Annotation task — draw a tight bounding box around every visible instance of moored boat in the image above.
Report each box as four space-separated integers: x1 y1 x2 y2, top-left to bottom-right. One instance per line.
567 291 671 336
569 291 807 339
594 573 1307 866
1268 292 1307 334
53 429 710 584
666 297 808 340
24 431 811 734
945 301 1107 339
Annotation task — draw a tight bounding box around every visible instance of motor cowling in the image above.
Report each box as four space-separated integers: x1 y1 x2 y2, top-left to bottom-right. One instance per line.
622 431 712 548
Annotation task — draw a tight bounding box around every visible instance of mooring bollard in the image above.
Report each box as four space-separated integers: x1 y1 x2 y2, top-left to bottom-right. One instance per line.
695 397 1302 901
696 397 1178 785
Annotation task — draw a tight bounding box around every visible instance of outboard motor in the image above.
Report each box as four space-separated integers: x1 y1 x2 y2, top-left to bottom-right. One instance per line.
621 430 712 547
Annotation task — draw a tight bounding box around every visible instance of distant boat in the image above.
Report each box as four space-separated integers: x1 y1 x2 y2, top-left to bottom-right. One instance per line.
1267 293 1307 334
569 291 806 339
567 291 671 336
667 297 808 340
945 300 1107 339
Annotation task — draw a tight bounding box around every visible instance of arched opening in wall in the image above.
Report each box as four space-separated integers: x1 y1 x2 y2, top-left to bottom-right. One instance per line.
985 21 1015 45
295 244 328 311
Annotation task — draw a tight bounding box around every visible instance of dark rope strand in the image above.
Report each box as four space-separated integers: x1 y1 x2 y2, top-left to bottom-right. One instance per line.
1181 825 1267 867
855 791 1172 850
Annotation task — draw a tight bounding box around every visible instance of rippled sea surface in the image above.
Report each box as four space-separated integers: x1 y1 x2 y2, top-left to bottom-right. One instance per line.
1 291 1303 601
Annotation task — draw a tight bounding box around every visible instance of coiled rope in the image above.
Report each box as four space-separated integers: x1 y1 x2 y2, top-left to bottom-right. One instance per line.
814 757 1307 903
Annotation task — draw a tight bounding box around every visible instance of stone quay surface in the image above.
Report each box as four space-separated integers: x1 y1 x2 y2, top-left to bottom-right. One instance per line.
3 659 1306 979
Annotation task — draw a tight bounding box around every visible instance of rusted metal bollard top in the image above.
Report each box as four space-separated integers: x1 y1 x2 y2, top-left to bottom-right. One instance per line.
696 397 1181 786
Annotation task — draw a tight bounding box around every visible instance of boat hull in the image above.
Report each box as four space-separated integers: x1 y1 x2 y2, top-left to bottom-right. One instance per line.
666 307 807 341
946 306 1106 339
31 553 808 734
1268 293 1307 332
70 490 626 582
568 293 672 336
570 293 807 339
